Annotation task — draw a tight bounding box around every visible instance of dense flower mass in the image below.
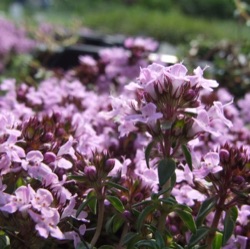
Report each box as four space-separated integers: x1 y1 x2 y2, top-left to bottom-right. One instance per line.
0 17 249 249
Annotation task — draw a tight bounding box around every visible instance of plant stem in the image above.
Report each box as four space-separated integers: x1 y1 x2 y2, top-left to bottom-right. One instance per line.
117 222 129 249
90 194 105 247
157 179 171 233
205 198 224 248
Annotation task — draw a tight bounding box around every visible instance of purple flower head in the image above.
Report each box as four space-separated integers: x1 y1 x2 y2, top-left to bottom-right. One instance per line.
25 150 53 179
0 185 31 213
0 134 25 165
29 186 54 217
126 102 163 131
28 209 64 240
193 152 222 178
124 37 158 52
79 55 97 67
188 66 219 91
172 184 205 206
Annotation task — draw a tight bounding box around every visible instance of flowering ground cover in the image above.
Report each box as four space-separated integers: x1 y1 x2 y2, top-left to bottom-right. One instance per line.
0 17 249 249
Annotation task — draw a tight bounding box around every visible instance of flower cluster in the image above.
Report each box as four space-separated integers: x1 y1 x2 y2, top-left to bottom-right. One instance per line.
0 18 35 72
0 18 249 249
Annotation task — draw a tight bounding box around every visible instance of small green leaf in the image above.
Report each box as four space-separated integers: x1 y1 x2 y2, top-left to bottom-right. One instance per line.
15 177 24 188
145 140 156 169
181 144 193 171
222 207 238 245
158 158 176 187
112 214 125 233
135 240 159 248
98 246 115 249
136 205 156 231
0 235 10 249
175 209 197 234
175 203 193 213
212 231 223 249
122 232 139 246
188 227 209 247
106 196 125 213
76 241 91 249
76 196 96 217
106 181 129 192
154 230 166 248
160 197 177 206
196 196 217 227
132 200 152 208
171 172 176 189
67 175 86 182
87 191 97 214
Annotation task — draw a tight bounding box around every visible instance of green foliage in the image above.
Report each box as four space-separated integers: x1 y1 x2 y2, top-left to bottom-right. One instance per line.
0 234 10 249
188 227 210 247
106 195 125 213
195 196 217 227
136 0 172 12
181 144 192 171
158 158 176 187
212 232 223 249
174 209 197 234
222 207 238 245
176 0 235 19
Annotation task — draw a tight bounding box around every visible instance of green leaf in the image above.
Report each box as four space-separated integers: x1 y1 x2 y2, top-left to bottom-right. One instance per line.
106 181 129 192
67 175 86 182
106 195 125 213
212 232 223 249
132 200 152 208
222 207 238 245
158 158 176 187
112 214 125 233
188 227 209 247
175 203 193 213
15 177 24 188
196 196 217 227
145 140 156 169
136 205 156 231
122 232 139 246
171 172 176 189
76 241 91 249
135 240 159 248
181 144 193 171
0 235 10 249
98 246 115 249
86 191 97 214
175 209 197 234
160 197 177 206
154 230 166 248
76 196 95 217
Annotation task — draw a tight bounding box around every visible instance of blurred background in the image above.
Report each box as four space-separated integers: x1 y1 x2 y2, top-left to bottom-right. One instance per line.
0 0 250 44
0 0 249 98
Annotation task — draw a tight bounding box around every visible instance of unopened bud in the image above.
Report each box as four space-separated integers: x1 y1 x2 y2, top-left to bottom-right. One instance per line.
104 159 115 173
26 126 35 139
183 89 196 102
44 152 57 164
120 196 128 205
219 149 230 164
84 166 98 182
43 132 54 142
134 192 143 202
123 210 133 221
232 175 245 185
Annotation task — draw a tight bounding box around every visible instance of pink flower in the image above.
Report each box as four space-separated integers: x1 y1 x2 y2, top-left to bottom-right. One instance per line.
188 66 219 91
28 209 64 240
126 102 163 128
193 152 222 178
0 185 31 213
